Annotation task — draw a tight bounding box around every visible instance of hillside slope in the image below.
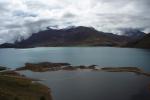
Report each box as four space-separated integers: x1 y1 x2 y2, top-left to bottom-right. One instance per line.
126 33 150 49
0 26 129 48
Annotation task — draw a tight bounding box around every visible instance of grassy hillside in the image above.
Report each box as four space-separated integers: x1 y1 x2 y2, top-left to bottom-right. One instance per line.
0 71 52 100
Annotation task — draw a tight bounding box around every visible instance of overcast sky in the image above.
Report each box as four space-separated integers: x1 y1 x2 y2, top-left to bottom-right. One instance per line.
0 0 150 44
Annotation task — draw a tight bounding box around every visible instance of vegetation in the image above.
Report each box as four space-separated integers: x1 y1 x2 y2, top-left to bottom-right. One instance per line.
0 71 52 100
0 66 7 71
16 62 98 72
16 62 71 72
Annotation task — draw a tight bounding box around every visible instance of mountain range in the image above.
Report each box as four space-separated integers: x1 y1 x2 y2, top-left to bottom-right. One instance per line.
0 26 148 48
125 33 150 49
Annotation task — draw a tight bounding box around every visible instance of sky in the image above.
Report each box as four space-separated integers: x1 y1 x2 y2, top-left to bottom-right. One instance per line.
0 0 150 44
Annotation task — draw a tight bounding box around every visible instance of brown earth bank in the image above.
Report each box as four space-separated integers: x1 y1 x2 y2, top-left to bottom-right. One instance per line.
0 70 52 100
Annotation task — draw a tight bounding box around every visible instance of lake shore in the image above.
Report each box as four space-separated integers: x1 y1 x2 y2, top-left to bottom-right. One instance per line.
0 70 52 100
15 62 150 94
1 61 150 100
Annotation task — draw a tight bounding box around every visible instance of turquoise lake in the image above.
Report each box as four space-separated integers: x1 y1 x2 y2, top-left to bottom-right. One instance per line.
1 47 150 100
0 47 150 70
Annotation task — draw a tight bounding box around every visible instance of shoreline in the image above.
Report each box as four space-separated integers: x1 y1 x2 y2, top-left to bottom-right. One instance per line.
0 61 150 100
15 61 150 94
0 70 52 100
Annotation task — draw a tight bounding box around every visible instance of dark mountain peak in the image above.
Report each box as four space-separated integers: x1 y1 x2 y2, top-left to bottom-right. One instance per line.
119 28 146 39
126 33 150 49
144 33 150 37
46 26 100 34
65 26 102 35
68 26 97 31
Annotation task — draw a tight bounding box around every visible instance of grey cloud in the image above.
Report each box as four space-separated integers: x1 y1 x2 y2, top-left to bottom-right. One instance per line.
62 12 76 18
13 11 37 18
0 0 150 44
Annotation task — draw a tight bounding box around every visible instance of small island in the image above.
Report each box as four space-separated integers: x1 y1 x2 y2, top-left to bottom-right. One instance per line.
16 62 150 77
16 62 98 72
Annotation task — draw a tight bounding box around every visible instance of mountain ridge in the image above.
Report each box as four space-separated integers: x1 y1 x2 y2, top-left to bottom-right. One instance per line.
0 26 147 48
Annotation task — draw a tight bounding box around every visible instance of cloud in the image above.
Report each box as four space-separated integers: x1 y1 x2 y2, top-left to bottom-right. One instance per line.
0 0 150 44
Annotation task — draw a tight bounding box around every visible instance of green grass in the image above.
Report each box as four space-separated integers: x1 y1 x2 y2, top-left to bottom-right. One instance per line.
0 74 52 100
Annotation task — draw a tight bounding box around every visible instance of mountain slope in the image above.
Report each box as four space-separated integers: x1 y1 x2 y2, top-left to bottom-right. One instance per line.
126 33 150 49
119 28 145 40
0 26 131 48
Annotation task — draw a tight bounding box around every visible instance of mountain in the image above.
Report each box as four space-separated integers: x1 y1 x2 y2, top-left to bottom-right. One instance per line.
126 33 150 49
119 28 145 40
0 26 132 48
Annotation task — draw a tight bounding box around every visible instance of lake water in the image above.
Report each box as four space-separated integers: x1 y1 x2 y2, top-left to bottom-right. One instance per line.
0 47 150 70
0 47 150 100
19 70 150 100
